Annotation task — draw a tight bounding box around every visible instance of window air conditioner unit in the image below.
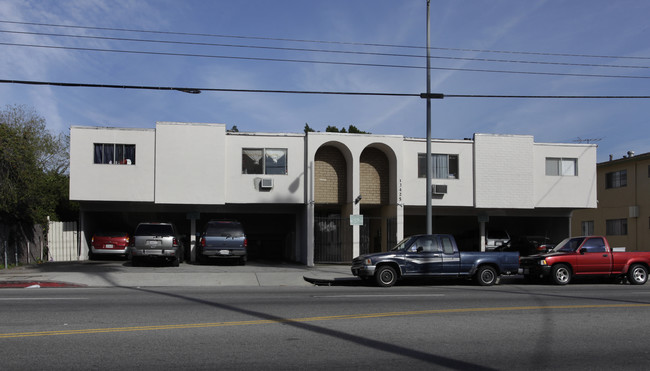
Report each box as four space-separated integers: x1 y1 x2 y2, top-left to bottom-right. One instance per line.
260 178 274 189
432 184 448 194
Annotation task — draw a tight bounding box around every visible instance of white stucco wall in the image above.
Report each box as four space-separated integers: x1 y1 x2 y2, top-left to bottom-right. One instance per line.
401 138 474 207
70 124 597 211
474 134 535 209
533 143 597 208
154 122 226 205
225 132 305 204
69 126 155 202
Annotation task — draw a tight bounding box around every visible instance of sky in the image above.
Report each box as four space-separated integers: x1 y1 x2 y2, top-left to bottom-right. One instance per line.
1 0 649 163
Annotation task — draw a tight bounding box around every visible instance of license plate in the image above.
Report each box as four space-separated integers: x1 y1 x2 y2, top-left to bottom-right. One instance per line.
146 240 161 246
219 250 230 255
523 268 529 275
144 250 161 255
105 244 114 249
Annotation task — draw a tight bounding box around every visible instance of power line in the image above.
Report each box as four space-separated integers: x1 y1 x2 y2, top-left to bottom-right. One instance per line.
3 42 649 80
3 79 650 99
2 19 649 61
1 29 648 70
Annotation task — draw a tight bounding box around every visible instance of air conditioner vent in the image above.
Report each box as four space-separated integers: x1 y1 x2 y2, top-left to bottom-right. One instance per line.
432 184 448 194
260 178 274 189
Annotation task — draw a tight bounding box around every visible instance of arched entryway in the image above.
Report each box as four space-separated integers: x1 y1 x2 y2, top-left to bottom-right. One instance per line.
360 147 392 254
313 144 352 263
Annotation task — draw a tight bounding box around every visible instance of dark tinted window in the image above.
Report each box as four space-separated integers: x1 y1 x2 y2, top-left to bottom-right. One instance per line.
205 221 245 237
95 231 128 237
135 224 174 236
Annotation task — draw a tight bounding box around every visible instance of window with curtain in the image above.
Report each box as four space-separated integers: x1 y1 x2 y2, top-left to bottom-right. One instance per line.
606 219 627 235
418 154 458 179
605 170 627 188
242 148 287 175
93 143 136 165
545 158 577 176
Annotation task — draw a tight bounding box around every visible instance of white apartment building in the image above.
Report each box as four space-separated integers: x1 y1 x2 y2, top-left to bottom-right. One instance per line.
70 122 597 266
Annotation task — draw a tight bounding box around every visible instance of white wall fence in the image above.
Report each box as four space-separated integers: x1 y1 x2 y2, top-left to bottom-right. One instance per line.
48 220 79 261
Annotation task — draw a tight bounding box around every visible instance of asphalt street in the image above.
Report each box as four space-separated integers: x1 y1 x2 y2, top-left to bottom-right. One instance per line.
1 284 649 370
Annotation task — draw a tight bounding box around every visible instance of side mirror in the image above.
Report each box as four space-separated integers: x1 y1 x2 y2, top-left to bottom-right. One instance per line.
579 248 587 255
417 246 424 253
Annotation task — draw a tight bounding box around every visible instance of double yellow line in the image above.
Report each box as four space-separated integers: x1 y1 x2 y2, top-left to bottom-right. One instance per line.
2 303 648 339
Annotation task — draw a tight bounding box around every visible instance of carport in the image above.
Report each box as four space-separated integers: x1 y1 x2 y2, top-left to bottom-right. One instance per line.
79 202 303 263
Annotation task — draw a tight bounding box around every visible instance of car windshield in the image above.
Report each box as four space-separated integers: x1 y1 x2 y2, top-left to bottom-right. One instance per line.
550 237 585 253
135 224 174 236
95 232 127 237
488 231 509 239
205 222 244 237
390 237 416 252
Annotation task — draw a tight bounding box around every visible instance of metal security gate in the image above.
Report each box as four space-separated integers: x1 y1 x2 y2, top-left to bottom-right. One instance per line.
314 216 352 263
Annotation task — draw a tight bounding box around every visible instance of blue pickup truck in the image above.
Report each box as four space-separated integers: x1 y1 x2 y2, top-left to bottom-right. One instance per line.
351 234 520 287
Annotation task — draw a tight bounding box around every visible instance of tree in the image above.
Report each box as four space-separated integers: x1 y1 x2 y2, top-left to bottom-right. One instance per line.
0 105 74 234
347 125 369 134
325 125 340 132
303 123 315 133
227 125 239 133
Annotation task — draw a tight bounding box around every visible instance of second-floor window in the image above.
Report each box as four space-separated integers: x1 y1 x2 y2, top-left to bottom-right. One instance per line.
545 157 577 176
418 154 458 179
94 143 135 165
606 218 627 236
581 221 594 236
242 148 287 175
605 170 627 188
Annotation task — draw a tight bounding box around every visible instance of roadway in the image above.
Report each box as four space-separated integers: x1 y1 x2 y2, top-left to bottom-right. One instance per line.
1 281 649 370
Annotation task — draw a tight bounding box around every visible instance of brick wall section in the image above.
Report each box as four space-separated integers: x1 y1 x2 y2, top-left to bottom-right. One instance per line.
360 148 389 204
315 146 347 204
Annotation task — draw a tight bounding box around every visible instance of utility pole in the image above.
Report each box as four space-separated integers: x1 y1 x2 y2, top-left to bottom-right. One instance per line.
425 0 432 234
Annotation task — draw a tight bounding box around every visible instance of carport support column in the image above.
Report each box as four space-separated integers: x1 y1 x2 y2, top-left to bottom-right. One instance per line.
190 217 197 263
478 220 485 251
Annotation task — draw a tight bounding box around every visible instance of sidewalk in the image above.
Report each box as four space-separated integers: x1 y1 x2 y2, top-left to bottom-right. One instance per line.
0 260 358 288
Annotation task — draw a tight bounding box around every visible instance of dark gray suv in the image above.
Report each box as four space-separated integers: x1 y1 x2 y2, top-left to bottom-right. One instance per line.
130 222 184 266
197 220 247 265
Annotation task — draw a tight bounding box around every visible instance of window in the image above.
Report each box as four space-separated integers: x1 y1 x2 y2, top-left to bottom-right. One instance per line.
581 221 594 236
411 236 440 252
418 154 458 179
581 237 607 253
242 148 287 175
545 158 577 176
440 235 455 254
606 219 628 236
94 143 135 165
605 170 627 189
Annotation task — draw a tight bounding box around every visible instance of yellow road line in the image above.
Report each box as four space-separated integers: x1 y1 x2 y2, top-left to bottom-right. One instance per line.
2 303 648 339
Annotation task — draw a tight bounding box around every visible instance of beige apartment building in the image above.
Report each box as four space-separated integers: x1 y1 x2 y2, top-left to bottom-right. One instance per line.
572 151 650 252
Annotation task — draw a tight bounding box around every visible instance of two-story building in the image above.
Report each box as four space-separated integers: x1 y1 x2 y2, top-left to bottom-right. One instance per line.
572 151 650 251
70 122 597 265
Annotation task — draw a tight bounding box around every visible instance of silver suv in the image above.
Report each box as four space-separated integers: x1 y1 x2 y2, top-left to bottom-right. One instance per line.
130 222 184 266
197 220 247 265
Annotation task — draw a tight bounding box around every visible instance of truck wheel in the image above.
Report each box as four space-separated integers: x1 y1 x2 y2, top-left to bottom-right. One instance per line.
476 266 498 286
627 264 648 285
551 264 571 285
375 266 397 287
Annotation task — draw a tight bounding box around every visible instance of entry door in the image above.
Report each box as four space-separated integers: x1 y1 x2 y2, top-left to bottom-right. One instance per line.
404 236 443 274
574 237 611 274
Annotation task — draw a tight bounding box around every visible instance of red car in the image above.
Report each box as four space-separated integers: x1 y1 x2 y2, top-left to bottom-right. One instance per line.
90 232 130 259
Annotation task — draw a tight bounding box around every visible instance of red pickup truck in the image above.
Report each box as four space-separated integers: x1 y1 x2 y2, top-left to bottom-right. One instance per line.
519 236 650 285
